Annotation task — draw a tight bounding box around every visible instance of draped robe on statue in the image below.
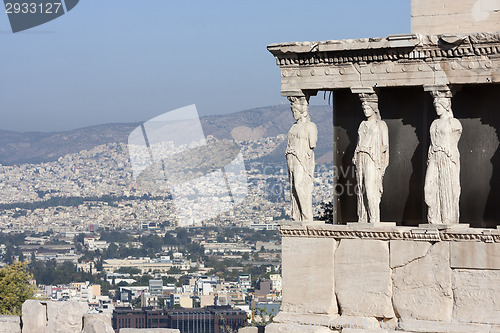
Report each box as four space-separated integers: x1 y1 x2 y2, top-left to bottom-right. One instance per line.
424 117 462 224
286 120 317 221
353 119 389 223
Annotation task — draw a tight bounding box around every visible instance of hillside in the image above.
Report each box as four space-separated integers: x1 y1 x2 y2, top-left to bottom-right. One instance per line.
0 105 333 165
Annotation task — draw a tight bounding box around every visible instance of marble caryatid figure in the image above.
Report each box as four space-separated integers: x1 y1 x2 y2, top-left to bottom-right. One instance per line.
353 93 389 223
285 96 318 221
424 90 462 224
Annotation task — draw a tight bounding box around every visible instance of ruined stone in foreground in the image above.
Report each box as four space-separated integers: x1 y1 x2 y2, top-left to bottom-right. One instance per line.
119 329 180 333
0 315 21 333
20 300 114 333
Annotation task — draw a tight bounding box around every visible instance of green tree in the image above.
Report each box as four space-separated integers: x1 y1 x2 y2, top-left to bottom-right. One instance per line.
141 234 163 254
0 262 36 315
31 260 90 285
162 276 177 285
317 201 334 223
4 245 14 265
251 306 275 327
74 233 85 244
175 228 190 244
116 267 141 275
103 242 119 259
99 231 132 244
167 266 182 274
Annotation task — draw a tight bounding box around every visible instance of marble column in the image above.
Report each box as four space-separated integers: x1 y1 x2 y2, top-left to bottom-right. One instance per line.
351 88 389 224
423 85 462 225
285 95 318 221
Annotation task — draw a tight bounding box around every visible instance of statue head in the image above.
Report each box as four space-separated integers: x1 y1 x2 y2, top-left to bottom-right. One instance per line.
288 96 310 121
359 93 380 120
431 91 454 117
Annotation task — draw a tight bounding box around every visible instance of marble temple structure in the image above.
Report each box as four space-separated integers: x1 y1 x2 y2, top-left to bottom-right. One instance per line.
269 2 500 228
265 0 500 332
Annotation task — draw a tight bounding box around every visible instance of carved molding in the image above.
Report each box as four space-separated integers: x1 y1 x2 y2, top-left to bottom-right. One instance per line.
273 46 500 67
269 33 500 67
279 225 500 243
268 32 500 91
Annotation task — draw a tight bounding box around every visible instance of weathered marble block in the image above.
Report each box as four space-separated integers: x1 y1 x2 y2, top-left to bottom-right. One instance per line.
392 242 453 321
0 315 21 333
451 242 500 270
83 313 114 333
411 0 500 35
335 239 394 318
265 322 332 333
452 269 500 324
21 300 46 333
119 329 180 333
46 301 88 333
341 330 392 333
390 240 431 268
273 224 500 333
238 327 259 333
281 236 337 314
398 317 495 333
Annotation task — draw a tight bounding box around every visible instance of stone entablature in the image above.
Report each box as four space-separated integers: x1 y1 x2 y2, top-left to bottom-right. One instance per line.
279 223 500 242
267 32 500 96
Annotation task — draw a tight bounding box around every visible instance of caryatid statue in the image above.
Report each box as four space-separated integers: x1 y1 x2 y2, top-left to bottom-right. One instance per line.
353 92 389 223
424 90 462 224
285 96 318 221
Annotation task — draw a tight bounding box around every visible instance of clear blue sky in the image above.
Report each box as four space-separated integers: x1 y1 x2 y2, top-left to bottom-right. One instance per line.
0 1 410 132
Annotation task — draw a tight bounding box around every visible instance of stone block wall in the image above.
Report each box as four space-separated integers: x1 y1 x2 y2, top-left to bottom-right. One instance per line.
22 300 95 333
0 300 114 333
268 224 500 333
119 329 180 333
411 0 500 34
0 300 182 333
0 315 21 333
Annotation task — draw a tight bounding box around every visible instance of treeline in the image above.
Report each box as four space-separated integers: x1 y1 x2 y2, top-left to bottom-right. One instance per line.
29 258 113 295
0 193 172 210
0 233 27 265
30 258 93 285
76 229 204 261
204 255 272 285
0 232 26 246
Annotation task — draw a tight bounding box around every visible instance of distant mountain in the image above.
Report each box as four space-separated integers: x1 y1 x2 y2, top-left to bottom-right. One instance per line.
0 123 140 165
0 105 333 165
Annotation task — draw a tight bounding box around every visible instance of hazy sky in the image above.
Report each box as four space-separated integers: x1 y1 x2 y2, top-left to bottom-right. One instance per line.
0 1 410 132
